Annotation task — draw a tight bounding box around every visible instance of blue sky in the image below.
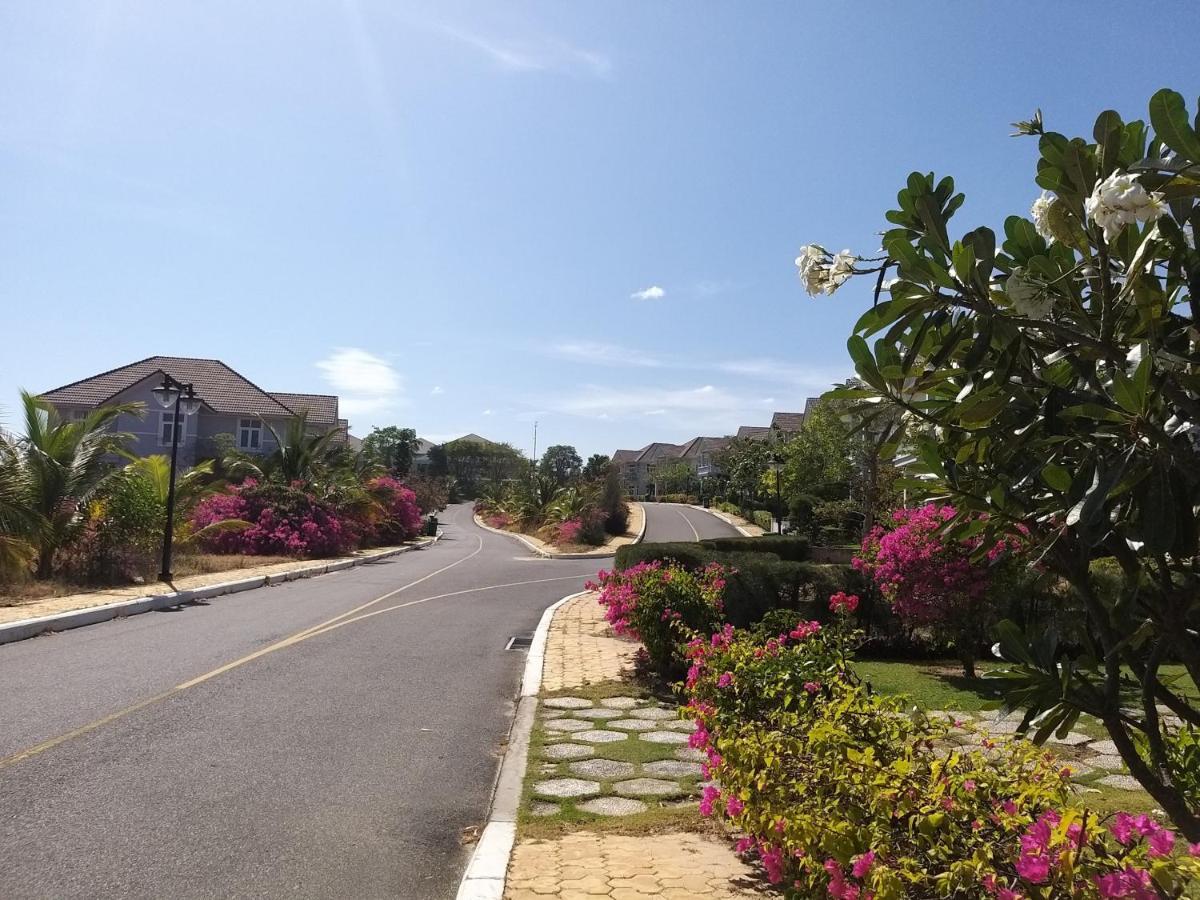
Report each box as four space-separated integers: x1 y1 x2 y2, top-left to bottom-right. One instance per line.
2 2 1197 458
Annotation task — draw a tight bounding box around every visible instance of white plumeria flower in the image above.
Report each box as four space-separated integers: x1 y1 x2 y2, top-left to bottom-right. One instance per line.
1084 171 1167 243
1030 190 1056 242
828 249 857 290
1006 267 1055 320
795 244 831 297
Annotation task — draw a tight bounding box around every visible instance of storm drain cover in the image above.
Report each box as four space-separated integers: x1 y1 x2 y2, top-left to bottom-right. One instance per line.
506 635 533 651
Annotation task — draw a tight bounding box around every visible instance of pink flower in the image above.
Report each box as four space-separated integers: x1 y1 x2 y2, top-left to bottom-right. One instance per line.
1015 853 1050 884
1147 827 1176 858
851 851 875 879
828 591 860 614
735 837 754 854
1190 842 1200 857
699 785 720 817
804 681 821 695
963 779 977 793
1095 868 1155 899
725 796 744 817
717 672 734 689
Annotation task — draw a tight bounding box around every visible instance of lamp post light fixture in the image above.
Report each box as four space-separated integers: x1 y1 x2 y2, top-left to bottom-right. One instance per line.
770 423 785 535
152 375 201 582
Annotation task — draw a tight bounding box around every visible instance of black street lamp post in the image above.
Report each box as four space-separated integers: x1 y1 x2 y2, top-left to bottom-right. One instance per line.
151 375 201 582
770 423 784 534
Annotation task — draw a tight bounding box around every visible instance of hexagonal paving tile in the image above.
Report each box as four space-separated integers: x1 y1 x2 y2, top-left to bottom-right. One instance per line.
643 759 703 778
599 697 640 709
607 718 658 731
674 747 707 762
575 729 628 743
642 730 690 744
544 696 595 710
544 718 592 732
569 758 636 779
576 797 648 816
534 778 601 799
661 719 694 731
543 742 594 760
529 801 560 817
1088 739 1119 755
1048 732 1091 746
614 777 684 797
1099 774 1142 791
628 706 676 720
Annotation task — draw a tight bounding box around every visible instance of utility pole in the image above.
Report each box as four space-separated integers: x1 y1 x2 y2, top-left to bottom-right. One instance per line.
532 420 538 470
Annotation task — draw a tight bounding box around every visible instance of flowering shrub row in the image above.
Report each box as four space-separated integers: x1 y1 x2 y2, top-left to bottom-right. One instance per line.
190 477 422 558
681 596 1200 898
855 503 1026 676
588 560 728 675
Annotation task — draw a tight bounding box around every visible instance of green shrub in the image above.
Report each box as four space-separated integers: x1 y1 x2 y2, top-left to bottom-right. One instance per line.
614 540 858 629
684 602 1200 897
700 534 810 561
751 509 774 531
588 560 726 676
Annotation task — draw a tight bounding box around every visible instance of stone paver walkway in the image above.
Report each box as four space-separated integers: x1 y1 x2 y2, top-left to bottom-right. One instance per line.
532 695 701 819
542 593 638 692
507 832 764 899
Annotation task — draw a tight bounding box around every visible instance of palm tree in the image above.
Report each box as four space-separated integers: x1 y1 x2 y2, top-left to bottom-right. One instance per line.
0 432 35 579
13 391 139 578
123 454 216 513
224 411 342 486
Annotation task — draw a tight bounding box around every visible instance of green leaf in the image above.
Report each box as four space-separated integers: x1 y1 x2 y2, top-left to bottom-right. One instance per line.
1148 88 1200 164
1041 464 1071 492
1111 369 1141 414
1093 109 1124 174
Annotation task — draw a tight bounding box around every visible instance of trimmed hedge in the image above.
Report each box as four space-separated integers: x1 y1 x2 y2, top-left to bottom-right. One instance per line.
613 540 859 629
699 534 810 561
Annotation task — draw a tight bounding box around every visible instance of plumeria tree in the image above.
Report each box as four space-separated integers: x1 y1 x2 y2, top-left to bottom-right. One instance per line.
799 88 1200 837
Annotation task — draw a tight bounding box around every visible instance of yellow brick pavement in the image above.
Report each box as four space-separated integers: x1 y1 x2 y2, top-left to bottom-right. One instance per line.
505 832 764 899
541 592 638 691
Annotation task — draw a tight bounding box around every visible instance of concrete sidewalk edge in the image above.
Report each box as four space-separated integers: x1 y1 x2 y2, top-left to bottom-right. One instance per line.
0 535 440 647
456 589 589 900
472 502 644 560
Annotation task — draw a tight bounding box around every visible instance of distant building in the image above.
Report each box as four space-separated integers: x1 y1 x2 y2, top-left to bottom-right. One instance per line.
613 409 809 499
37 355 354 467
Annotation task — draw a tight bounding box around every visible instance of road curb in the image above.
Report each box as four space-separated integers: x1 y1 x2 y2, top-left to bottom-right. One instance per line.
456 589 589 900
688 505 759 538
472 504 644 560
0 536 440 648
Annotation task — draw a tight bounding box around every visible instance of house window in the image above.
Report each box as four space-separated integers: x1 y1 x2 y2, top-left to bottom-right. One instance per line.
238 417 262 450
159 412 185 446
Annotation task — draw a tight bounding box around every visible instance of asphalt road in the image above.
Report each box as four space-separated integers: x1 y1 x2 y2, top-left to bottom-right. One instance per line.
0 500 741 900
639 501 742 542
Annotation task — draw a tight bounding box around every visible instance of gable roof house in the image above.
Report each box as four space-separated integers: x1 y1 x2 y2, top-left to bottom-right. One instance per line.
611 407 814 499
38 356 351 468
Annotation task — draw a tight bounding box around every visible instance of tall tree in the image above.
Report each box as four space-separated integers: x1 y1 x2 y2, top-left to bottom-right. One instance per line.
362 426 419 476
538 444 582 485
10 392 139 578
582 453 611 480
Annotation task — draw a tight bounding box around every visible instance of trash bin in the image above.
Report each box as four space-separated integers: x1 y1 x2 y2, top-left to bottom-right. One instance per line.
424 515 439 537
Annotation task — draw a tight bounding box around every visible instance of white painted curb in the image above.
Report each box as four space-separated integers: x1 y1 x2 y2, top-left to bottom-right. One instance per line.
688 504 758 538
472 504 645 560
0 536 440 647
456 589 590 900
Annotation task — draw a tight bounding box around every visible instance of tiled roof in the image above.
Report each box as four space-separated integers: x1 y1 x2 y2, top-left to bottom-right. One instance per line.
736 425 770 440
273 392 339 427
414 438 436 454
39 356 296 419
771 412 805 432
612 449 641 463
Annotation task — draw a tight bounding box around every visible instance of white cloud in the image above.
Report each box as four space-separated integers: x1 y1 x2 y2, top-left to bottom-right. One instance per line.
482 408 494 416
630 285 665 301
718 358 845 391
549 341 663 368
431 385 444 395
439 26 611 77
316 347 404 418
544 383 766 434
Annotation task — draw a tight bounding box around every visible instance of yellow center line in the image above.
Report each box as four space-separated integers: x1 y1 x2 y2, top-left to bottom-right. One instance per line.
0 518 577 773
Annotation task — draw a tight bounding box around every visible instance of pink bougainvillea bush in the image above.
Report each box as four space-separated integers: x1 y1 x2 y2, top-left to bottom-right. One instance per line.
191 480 359 558
683 594 1200 898
364 476 423 544
587 560 728 675
855 503 1025 676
